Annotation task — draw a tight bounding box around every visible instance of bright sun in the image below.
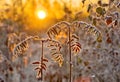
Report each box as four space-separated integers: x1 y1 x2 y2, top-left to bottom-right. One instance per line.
37 10 46 19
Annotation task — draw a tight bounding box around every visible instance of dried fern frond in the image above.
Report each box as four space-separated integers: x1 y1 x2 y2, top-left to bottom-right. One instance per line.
32 57 48 79
72 21 102 42
13 36 40 57
71 34 81 56
46 39 63 67
72 34 79 40
13 39 29 57
84 24 102 42
47 39 61 50
51 52 63 67
47 21 70 39
71 21 81 28
42 58 48 62
6 33 20 52
71 42 81 55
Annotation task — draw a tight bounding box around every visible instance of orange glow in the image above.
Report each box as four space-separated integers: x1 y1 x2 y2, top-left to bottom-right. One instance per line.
56 32 67 44
37 10 46 19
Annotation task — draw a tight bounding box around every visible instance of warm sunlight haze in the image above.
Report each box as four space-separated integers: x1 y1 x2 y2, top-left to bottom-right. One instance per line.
0 0 119 82
37 10 46 19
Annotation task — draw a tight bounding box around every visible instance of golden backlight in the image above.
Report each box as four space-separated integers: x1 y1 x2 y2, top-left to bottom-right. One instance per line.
37 10 46 19
1 0 109 31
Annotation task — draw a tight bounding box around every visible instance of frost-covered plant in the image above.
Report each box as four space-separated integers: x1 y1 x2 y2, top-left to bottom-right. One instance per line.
12 36 63 81
47 20 101 82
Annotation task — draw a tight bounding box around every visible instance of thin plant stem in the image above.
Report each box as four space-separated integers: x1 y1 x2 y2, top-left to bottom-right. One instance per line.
68 26 72 82
41 40 44 81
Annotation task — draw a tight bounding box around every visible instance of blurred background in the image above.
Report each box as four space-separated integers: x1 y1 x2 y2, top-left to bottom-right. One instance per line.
0 0 120 82
0 0 109 32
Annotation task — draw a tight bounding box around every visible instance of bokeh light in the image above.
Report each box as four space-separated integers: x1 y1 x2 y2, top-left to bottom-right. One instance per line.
37 10 46 19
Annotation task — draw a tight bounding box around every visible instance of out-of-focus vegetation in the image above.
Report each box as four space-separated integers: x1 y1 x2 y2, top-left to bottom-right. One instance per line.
0 0 120 82
0 0 109 32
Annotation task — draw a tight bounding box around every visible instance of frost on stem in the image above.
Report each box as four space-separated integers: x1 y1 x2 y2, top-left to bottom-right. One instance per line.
32 38 63 79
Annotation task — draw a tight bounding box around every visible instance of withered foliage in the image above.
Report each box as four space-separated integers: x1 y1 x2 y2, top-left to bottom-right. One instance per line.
47 39 63 67
0 0 119 82
48 21 102 43
47 21 70 39
32 57 48 79
32 39 63 79
72 21 102 42
6 33 20 53
12 36 40 57
70 34 81 55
